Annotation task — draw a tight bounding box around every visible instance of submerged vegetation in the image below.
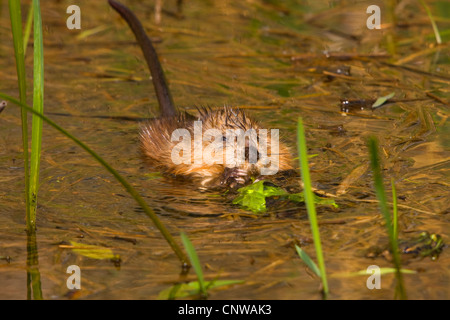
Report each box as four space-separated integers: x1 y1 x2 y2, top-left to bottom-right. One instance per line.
157 232 244 299
0 0 448 300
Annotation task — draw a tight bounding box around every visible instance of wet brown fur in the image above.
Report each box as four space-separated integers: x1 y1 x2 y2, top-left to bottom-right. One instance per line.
140 107 294 186
109 0 293 187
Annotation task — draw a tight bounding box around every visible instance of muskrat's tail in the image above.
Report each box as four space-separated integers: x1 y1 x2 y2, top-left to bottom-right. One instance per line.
108 0 176 117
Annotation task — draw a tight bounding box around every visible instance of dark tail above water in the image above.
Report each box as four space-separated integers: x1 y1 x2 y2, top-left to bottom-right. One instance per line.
108 0 176 117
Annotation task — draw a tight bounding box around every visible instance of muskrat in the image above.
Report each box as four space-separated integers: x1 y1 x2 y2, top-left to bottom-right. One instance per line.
109 0 294 187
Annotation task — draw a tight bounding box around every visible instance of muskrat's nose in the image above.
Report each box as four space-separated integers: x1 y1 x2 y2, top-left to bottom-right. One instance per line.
244 146 259 163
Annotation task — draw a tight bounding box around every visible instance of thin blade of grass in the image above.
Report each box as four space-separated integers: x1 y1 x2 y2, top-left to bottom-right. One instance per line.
368 137 406 299
8 0 31 230
297 117 328 297
180 232 207 297
418 0 442 45
295 245 321 277
0 92 189 266
29 0 44 232
23 5 34 56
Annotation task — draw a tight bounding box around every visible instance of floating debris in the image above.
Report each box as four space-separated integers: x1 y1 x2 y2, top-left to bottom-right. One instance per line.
340 99 377 113
0 101 6 114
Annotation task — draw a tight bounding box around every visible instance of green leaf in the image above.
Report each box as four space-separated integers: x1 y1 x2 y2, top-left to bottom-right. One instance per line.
180 233 207 296
158 280 244 300
295 245 321 277
372 92 395 108
70 241 117 260
232 180 271 213
233 180 338 213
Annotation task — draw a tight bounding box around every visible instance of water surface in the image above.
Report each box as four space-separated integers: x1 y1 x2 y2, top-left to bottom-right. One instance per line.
0 0 448 299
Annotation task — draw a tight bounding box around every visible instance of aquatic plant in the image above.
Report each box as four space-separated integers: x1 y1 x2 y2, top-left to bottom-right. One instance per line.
233 180 337 213
9 0 31 230
368 137 407 299
5 0 189 267
157 232 243 299
296 117 329 298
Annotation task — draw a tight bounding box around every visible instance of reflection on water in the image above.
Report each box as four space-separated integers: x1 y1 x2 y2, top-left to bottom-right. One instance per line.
26 231 43 300
0 0 448 299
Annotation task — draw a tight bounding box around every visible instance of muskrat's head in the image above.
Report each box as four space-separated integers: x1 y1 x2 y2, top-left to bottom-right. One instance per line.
140 106 293 187
195 107 293 186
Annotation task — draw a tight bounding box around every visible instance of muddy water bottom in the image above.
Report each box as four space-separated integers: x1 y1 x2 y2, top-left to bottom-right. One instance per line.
0 0 449 299
1 162 448 299
0 196 447 300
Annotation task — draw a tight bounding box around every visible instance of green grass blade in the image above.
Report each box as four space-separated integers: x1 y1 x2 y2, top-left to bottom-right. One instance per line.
23 5 34 56
0 92 189 266
297 117 328 297
8 0 31 229
295 245 321 277
180 232 207 297
29 0 44 232
368 139 392 233
418 0 442 45
368 137 406 299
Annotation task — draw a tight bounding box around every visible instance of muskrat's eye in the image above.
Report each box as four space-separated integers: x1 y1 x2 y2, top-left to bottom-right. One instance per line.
222 136 227 141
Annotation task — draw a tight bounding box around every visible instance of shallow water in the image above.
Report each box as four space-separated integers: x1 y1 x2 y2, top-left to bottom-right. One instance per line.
0 0 449 299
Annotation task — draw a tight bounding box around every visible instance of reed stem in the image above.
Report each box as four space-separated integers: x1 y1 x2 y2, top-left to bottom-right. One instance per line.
8 0 31 230
297 117 329 298
28 0 44 232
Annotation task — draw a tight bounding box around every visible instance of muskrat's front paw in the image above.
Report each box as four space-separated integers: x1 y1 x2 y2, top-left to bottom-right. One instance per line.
220 167 249 188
